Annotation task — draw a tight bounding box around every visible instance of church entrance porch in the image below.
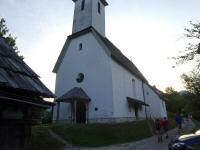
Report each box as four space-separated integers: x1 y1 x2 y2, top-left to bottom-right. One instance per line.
56 87 91 124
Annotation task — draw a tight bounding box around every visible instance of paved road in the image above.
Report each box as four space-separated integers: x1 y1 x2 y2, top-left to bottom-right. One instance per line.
127 119 195 150
63 119 195 150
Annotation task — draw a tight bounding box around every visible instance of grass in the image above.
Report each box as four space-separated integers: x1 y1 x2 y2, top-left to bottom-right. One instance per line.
30 114 177 149
30 125 65 150
51 120 152 147
30 116 176 149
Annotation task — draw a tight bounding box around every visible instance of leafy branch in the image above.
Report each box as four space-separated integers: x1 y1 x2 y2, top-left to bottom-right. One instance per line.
173 21 200 68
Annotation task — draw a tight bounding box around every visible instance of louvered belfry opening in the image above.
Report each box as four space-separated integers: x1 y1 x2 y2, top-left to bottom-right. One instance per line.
56 87 90 124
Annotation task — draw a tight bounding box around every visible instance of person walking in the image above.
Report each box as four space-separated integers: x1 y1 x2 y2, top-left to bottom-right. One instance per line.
163 117 169 139
175 113 182 134
155 119 162 142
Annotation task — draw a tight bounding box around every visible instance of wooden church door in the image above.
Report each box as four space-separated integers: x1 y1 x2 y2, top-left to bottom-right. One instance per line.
76 101 86 124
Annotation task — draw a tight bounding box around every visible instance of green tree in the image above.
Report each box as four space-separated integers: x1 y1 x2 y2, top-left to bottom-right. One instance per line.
164 87 186 114
172 21 200 120
0 18 8 37
181 72 200 120
182 71 200 96
165 87 176 95
0 18 23 58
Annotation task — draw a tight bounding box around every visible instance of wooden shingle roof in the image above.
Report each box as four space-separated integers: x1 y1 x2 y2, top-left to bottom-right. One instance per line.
56 87 91 103
0 37 54 98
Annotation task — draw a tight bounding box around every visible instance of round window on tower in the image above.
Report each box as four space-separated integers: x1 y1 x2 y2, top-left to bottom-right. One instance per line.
76 73 84 83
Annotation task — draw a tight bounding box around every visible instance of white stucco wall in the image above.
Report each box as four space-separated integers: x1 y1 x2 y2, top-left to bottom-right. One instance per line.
143 84 167 119
52 32 167 122
111 60 146 120
53 32 114 121
160 99 167 118
72 0 105 36
92 0 105 36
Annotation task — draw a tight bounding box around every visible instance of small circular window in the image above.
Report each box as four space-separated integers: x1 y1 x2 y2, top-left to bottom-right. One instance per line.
76 73 84 83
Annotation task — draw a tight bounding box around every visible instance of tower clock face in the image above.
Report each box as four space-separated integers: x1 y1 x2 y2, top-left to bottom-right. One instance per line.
76 73 84 83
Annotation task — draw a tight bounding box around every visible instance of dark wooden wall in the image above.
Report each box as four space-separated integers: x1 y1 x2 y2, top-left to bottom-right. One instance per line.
0 120 31 150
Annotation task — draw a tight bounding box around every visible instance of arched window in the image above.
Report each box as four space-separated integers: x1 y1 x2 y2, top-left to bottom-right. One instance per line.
98 2 101 14
81 0 85 11
79 43 83 51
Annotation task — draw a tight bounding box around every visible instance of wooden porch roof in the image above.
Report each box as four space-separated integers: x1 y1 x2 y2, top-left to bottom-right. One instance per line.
56 87 91 103
127 97 149 106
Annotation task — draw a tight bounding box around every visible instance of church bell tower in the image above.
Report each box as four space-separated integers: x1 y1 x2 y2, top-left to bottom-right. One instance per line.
72 0 108 37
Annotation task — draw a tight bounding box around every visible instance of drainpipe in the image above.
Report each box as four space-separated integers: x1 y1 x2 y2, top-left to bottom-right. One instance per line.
142 82 148 120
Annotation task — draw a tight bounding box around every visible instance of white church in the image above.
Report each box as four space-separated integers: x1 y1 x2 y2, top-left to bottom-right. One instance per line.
53 0 167 123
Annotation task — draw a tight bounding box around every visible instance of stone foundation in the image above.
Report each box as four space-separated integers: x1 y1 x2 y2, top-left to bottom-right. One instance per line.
53 117 146 124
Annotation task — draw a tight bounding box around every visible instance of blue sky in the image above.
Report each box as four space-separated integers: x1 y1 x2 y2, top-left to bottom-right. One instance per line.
0 0 199 92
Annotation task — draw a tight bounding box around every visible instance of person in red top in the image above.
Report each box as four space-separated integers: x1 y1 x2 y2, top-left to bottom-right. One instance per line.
163 117 169 139
155 119 163 142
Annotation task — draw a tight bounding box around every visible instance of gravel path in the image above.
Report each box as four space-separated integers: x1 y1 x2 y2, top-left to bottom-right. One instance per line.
61 119 195 150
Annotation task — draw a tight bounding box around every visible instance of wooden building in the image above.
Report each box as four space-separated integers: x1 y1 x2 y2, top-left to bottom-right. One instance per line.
0 36 54 150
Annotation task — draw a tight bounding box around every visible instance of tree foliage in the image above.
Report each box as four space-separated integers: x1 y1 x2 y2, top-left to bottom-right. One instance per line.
0 18 9 37
0 18 22 56
182 72 200 96
164 87 186 114
171 21 200 120
164 86 200 120
181 72 200 120
165 87 176 95
173 21 200 68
